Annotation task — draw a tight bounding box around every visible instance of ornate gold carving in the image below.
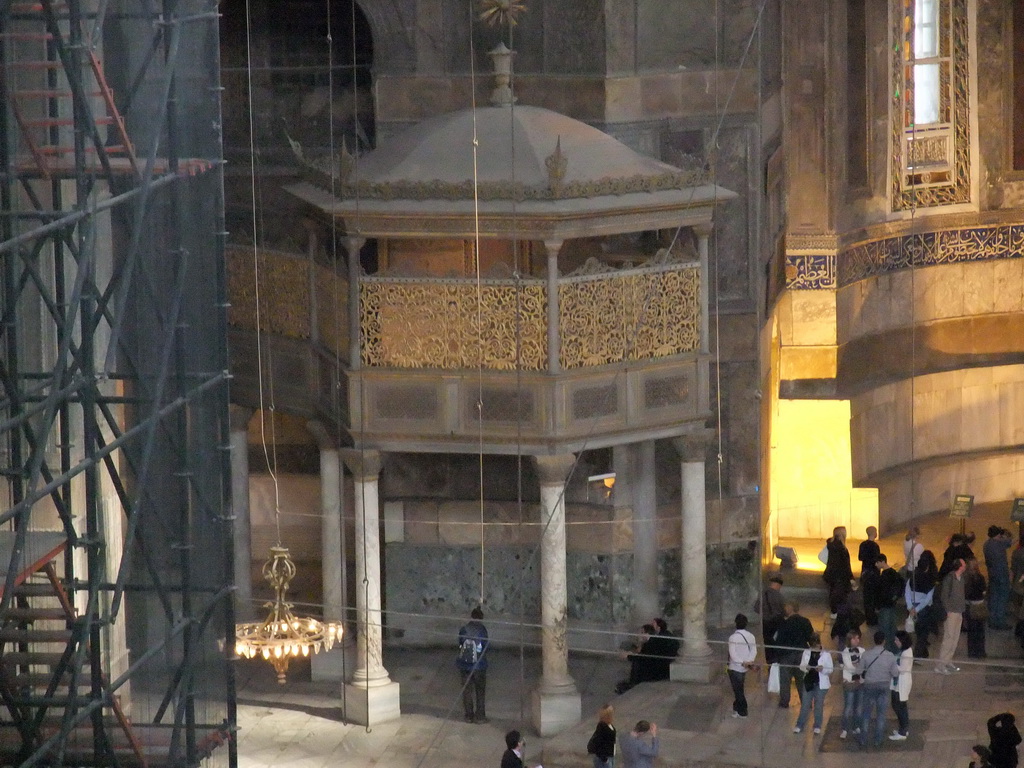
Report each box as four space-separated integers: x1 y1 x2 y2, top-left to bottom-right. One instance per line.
315 262 348 356
545 137 568 197
908 135 948 166
358 263 700 370
297 163 710 202
226 246 311 339
558 265 700 369
360 279 547 369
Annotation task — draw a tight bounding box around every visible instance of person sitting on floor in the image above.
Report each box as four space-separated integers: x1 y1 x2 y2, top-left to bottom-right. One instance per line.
615 624 661 694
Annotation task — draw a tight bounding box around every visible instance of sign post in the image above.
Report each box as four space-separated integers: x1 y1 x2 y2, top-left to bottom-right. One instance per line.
950 494 974 536
1012 498 1024 540
1011 498 1024 523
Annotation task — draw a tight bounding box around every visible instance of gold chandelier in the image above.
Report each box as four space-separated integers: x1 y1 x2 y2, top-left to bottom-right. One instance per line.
235 546 344 684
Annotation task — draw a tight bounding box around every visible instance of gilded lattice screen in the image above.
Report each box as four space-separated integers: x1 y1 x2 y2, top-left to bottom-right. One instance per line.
225 247 311 338
558 265 700 368
360 279 547 370
315 263 348 356
227 255 701 370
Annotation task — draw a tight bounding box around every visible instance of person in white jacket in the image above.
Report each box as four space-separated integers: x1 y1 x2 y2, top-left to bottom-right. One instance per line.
727 613 758 718
839 629 864 739
794 633 833 734
889 630 913 740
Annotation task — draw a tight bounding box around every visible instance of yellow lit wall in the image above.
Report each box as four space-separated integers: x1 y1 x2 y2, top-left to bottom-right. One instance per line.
768 399 878 546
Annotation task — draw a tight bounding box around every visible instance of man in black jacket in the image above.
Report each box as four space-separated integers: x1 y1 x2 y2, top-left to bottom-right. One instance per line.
501 730 525 768
874 554 904 652
772 602 814 708
756 576 786 663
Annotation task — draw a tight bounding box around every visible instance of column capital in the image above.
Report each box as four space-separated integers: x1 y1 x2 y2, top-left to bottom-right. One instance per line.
543 239 564 257
341 448 382 480
671 429 715 463
693 222 714 240
532 454 576 486
306 420 338 451
228 404 254 431
344 235 367 254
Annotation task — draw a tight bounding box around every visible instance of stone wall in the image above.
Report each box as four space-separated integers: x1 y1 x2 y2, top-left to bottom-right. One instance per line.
383 540 759 650
850 363 1024 521
837 259 1024 345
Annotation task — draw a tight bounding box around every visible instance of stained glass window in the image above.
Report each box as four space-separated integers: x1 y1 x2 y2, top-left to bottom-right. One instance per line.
891 0 970 209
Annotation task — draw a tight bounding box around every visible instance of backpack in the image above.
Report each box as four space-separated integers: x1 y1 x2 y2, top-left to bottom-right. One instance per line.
458 623 485 666
803 651 821 691
459 636 479 665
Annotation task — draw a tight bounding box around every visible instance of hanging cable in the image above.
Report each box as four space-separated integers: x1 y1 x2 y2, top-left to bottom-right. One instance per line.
241 0 282 547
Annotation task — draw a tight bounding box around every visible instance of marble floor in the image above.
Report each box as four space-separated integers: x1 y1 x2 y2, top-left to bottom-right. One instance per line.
234 616 1024 768
232 500 1024 767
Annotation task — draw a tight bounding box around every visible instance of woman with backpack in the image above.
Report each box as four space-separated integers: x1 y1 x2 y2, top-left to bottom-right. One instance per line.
906 550 940 658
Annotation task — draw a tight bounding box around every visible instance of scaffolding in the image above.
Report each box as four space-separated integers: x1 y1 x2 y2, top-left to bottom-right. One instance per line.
0 0 235 762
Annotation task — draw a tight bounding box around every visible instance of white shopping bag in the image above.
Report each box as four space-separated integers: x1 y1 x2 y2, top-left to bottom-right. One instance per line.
767 662 780 693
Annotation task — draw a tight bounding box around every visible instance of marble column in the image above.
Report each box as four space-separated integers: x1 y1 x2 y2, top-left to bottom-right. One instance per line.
695 225 711 354
531 454 581 736
631 441 659 627
544 240 563 373
339 448 400 724
670 436 713 682
308 421 353 681
229 405 255 622
345 237 365 370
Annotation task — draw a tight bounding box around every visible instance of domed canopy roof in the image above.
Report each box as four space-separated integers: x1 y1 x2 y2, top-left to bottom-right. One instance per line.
345 104 695 196
286 103 735 240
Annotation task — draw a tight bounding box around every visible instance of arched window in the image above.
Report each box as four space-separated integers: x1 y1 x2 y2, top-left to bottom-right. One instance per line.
911 0 941 125
891 0 971 210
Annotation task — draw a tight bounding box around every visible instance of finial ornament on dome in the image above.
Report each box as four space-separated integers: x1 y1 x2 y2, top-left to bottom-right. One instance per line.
545 136 568 198
488 43 517 106
479 0 526 27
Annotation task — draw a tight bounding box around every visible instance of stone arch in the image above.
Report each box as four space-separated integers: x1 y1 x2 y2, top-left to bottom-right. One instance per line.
354 0 415 74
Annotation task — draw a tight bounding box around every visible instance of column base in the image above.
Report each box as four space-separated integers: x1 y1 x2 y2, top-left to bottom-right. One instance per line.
342 680 401 726
530 684 581 737
670 651 716 683
310 642 356 682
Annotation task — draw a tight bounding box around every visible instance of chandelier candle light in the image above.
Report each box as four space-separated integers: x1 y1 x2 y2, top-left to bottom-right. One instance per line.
235 545 344 684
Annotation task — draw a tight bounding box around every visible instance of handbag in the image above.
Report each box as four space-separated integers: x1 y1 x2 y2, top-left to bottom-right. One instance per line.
968 601 988 621
904 615 915 633
767 662 780 693
818 546 829 565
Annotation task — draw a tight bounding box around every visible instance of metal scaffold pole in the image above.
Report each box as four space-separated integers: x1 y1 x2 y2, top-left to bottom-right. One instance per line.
0 0 235 760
